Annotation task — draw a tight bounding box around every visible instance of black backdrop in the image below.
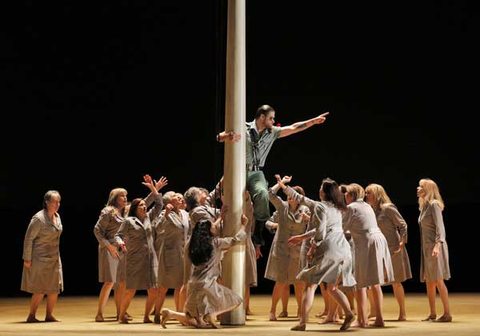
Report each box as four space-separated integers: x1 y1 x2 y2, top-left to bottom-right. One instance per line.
1 1 479 297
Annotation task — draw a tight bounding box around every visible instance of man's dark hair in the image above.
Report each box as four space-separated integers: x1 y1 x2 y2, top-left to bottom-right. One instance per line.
255 104 275 119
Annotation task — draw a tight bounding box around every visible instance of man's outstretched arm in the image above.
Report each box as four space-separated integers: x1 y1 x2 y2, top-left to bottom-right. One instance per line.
278 111 329 138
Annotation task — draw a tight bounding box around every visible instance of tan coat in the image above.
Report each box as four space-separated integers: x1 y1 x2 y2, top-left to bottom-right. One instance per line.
93 207 126 283
115 194 163 290
418 202 450 282
185 229 247 318
375 204 412 283
342 199 394 288
21 210 63 294
264 188 309 284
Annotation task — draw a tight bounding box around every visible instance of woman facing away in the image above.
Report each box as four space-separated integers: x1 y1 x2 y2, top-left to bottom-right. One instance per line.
160 213 249 329
417 178 452 322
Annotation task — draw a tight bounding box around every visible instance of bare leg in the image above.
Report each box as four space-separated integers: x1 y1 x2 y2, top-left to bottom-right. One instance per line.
367 287 376 319
423 281 437 321
327 283 355 331
178 285 187 312
278 284 290 317
270 282 285 320
96 282 114 322
291 283 317 331
245 286 252 315
294 283 305 318
160 308 197 328
205 302 242 329
320 295 339 324
353 287 368 327
45 294 60 322
154 286 169 324
114 281 128 320
392 282 407 321
27 294 44 322
118 289 136 323
315 282 329 317
143 288 158 323
435 280 452 322
174 287 181 312
370 284 385 327
346 290 356 315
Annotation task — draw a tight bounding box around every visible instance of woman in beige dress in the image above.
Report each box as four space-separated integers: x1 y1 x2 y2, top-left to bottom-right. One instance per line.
160 214 249 329
365 183 412 321
153 191 190 324
266 179 309 321
342 183 394 328
114 175 166 323
278 176 356 332
21 190 63 323
93 187 129 322
417 178 452 322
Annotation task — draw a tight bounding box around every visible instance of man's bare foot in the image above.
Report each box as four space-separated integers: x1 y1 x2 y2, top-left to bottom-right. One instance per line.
26 315 40 323
278 311 288 318
203 314 219 329
340 313 355 331
269 312 277 321
95 314 104 322
45 315 61 322
160 309 170 329
290 323 306 331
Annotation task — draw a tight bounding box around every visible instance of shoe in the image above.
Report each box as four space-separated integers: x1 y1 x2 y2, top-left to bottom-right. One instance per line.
435 315 452 323
421 314 436 321
290 323 306 331
340 314 355 331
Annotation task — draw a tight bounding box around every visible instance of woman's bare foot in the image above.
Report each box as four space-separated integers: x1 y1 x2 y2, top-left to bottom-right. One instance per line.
398 315 407 321
278 311 288 318
421 314 436 321
367 313 376 320
290 323 306 331
45 315 61 322
269 312 277 321
351 321 368 328
26 315 40 323
246 308 253 315
370 319 385 327
319 317 339 324
160 309 170 329
95 314 104 322
315 311 328 318
143 316 153 323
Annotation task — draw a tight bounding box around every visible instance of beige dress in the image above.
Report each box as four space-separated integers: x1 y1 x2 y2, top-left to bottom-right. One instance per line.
264 188 309 284
342 199 394 288
184 230 247 318
21 210 63 294
115 194 163 290
284 187 356 287
375 204 412 283
156 209 189 288
418 202 450 282
244 194 258 287
93 207 126 283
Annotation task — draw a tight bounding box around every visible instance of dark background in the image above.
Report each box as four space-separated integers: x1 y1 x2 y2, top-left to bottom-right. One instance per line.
1 1 479 297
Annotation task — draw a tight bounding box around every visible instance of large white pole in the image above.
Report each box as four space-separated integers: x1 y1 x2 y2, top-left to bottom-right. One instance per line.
221 0 246 326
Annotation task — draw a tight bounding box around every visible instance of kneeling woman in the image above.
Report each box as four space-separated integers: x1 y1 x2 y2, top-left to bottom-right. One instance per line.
161 214 248 329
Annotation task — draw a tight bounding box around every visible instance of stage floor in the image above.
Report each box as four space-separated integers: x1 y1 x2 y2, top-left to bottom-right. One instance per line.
0 293 478 335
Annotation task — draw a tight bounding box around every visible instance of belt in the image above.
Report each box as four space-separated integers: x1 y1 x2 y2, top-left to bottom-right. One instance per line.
247 165 263 171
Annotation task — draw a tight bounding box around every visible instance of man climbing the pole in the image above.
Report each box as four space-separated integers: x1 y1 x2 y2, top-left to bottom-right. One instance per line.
217 104 329 257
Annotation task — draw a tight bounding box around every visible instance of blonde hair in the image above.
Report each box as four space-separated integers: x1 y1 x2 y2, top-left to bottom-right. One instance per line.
418 178 444 211
346 183 365 200
106 188 128 216
366 183 392 209
162 191 176 205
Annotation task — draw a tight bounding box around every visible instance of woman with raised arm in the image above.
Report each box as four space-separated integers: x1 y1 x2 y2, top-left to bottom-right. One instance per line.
160 214 249 329
114 174 167 323
417 178 451 322
21 190 63 323
365 183 412 321
278 175 356 332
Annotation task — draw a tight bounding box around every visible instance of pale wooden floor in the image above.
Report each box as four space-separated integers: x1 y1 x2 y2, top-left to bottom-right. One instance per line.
0 293 479 336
